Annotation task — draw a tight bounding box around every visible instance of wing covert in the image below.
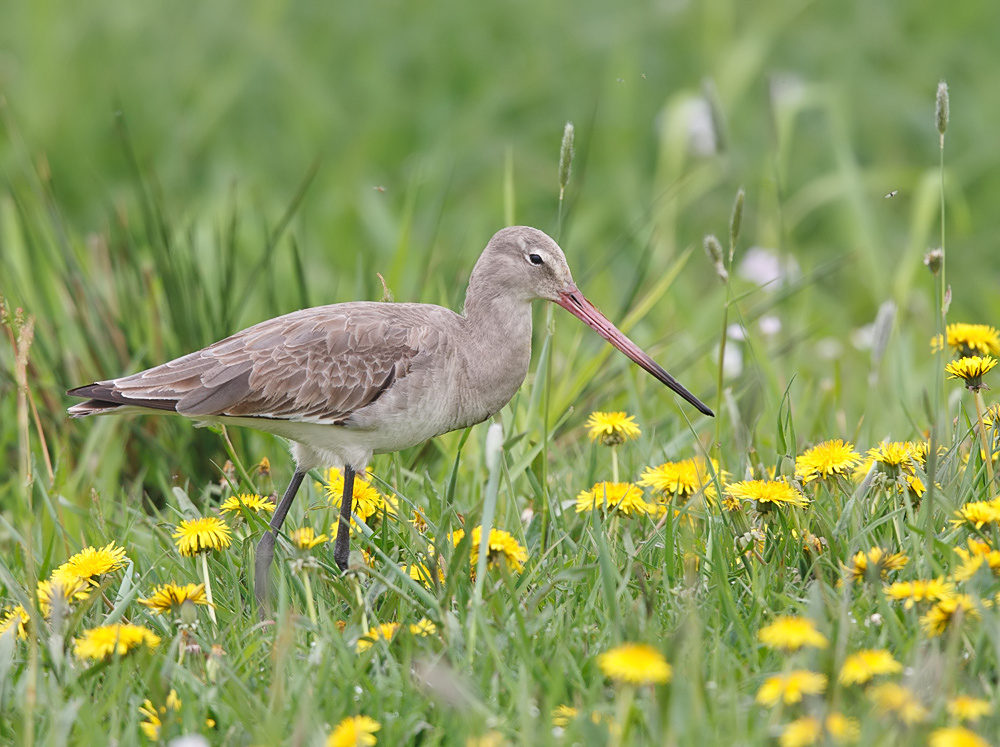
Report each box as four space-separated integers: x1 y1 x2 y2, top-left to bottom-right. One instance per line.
106 304 422 423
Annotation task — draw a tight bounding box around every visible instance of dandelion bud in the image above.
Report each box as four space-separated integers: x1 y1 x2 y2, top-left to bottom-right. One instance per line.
558 121 575 198
703 234 728 284
257 456 271 476
923 247 943 275
729 187 745 254
180 598 198 627
935 81 949 145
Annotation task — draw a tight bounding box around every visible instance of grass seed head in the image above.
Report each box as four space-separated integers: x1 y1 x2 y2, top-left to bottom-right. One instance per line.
729 187 745 253
924 247 944 275
703 234 728 284
936 80 949 141
558 121 575 196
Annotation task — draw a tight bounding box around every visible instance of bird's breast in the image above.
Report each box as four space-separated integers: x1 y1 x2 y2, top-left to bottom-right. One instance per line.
346 328 530 445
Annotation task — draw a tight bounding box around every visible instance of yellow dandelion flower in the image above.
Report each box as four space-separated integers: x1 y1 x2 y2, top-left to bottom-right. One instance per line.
842 547 908 584
726 480 809 511
218 493 275 517
755 670 827 707
758 616 828 652
409 618 436 636
946 356 997 391
575 482 653 516
36 576 90 617
838 649 902 685
138 690 182 741
795 440 862 483
865 441 925 476
551 705 578 727
355 622 400 653
952 553 998 582
825 713 860 743
290 527 329 550
597 642 672 685
324 468 387 526
952 540 1000 582
172 517 232 556
928 726 990 747
51 542 127 587
884 578 955 609
902 472 927 498
138 701 163 740
585 411 641 446
979 403 1000 432
0 605 29 640
956 537 994 559
73 623 160 660
138 583 209 615
327 715 381 747
868 682 928 725
779 717 822 747
932 323 1000 357
639 457 721 500
920 595 980 637
410 510 429 534
947 695 992 723
951 497 1000 529
256 456 272 475
452 527 528 572
722 492 743 512
404 562 444 588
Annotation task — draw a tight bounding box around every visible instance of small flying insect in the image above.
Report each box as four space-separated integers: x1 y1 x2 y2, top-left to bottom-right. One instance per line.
884 190 898 198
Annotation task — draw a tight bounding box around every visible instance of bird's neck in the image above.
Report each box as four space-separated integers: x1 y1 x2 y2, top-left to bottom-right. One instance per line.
463 274 534 342
460 279 534 415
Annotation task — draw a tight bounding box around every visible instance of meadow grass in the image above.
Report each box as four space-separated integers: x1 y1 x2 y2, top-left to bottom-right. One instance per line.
3 1 1000 745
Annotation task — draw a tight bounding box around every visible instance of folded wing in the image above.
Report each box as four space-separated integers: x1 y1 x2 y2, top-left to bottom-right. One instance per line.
68 304 420 425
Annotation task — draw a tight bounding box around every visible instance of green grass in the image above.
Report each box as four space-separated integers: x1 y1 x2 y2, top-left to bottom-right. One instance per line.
3 0 1000 744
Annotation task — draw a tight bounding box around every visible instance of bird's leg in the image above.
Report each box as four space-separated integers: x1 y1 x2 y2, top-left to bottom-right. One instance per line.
332 465 355 571
254 470 306 609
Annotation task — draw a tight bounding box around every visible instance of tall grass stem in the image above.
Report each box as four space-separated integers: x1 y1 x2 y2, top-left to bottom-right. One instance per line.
973 389 995 490
200 553 218 626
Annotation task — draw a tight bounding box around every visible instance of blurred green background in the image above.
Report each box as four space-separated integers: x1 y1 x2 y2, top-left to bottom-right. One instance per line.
2 0 1000 497
5 0 999 274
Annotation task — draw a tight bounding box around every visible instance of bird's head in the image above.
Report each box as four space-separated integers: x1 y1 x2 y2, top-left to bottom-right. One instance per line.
473 226 577 304
470 226 714 417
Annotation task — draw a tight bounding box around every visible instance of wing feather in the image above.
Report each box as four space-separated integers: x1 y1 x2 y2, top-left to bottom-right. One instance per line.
69 303 432 423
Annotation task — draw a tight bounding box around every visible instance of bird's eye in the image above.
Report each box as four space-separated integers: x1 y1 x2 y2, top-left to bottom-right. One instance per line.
528 253 544 266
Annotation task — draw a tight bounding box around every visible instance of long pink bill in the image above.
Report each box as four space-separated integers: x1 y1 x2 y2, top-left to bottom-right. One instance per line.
555 289 714 417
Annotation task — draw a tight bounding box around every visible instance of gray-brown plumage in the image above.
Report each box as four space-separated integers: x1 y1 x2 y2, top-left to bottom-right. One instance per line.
68 226 712 607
